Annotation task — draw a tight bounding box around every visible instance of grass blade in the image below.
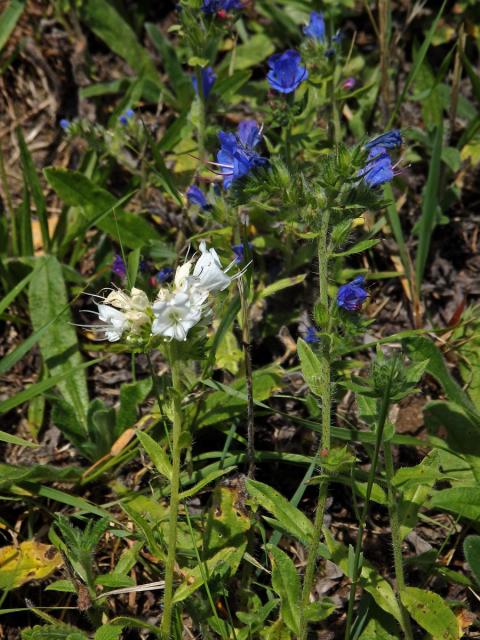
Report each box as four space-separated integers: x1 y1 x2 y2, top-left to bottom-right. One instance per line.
0 0 25 53
414 121 443 291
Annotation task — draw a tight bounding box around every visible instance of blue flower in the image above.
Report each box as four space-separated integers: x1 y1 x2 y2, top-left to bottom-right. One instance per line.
267 50 308 94
360 148 394 188
112 254 127 278
192 66 217 99
187 185 209 210
365 130 402 151
337 276 368 312
60 119 70 130
305 326 320 343
232 242 253 263
216 120 268 188
119 109 135 125
156 267 174 283
201 0 243 15
304 12 325 41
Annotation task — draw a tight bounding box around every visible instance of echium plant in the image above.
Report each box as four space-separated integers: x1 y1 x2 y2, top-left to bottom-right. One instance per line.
83 242 246 638
225 128 405 638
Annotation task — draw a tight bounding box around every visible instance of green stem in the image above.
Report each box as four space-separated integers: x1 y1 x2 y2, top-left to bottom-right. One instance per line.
160 345 183 639
195 68 206 161
344 376 393 640
299 210 331 640
384 442 414 640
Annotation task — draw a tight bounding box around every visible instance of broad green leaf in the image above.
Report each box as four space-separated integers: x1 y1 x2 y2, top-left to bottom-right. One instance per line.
21 625 88 640
117 378 152 434
463 535 480 588
0 0 24 53
204 486 251 557
28 256 89 424
44 168 157 249
401 587 458 640
429 486 480 521
222 34 275 71
94 625 124 640
136 431 172 481
246 479 316 547
267 545 301 636
297 338 326 397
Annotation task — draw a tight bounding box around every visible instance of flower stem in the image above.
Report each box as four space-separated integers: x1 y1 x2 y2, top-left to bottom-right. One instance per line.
160 345 183 639
344 373 393 640
384 441 414 640
195 68 206 161
299 210 331 640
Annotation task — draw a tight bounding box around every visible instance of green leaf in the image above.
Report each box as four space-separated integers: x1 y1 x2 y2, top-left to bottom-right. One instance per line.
267 545 301 636
44 168 157 250
415 121 444 290
93 625 124 640
21 624 88 640
246 479 318 547
400 587 458 640
259 274 306 300
178 467 235 500
0 0 25 53
429 486 480 521
463 535 480 588
82 0 172 104
297 338 326 397
0 430 38 448
172 547 236 604
227 34 275 71
117 378 152 434
136 431 172 481
28 256 89 424
333 239 379 257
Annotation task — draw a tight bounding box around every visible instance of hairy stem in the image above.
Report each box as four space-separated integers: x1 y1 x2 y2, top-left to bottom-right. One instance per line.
299 210 331 640
160 346 183 639
384 442 414 640
239 275 255 478
344 375 393 640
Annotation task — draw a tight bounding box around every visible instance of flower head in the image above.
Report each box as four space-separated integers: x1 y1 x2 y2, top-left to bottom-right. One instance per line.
119 109 135 125
187 185 210 210
337 276 368 312
360 148 394 188
193 241 235 292
304 12 325 41
112 254 127 278
97 305 129 342
192 66 217 99
365 130 402 152
152 290 203 341
216 120 267 188
201 0 243 15
267 50 308 94
60 119 70 130
232 242 253 264
305 326 320 343
155 267 174 284
342 77 356 91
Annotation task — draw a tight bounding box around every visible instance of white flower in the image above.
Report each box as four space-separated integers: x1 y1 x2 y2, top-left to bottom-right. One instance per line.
97 304 129 342
152 291 203 341
192 241 235 293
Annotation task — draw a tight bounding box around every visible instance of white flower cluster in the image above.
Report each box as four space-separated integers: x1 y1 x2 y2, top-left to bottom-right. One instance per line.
87 242 242 343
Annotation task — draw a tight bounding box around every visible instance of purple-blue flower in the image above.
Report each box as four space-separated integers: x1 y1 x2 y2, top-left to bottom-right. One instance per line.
187 185 209 210
303 12 325 41
216 120 268 188
156 267 174 283
267 50 308 94
60 119 70 130
305 326 320 343
365 130 402 151
192 66 217 100
119 109 135 125
232 242 253 263
201 0 243 15
337 276 368 312
112 254 127 278
342 77 356 91
360 148 394 188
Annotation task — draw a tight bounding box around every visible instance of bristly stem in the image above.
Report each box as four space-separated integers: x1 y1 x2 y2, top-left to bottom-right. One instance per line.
299 209 331 640
239 274 255 478
344 369 394 640
195 68 207 161
384 441 414 640
160 344 183 639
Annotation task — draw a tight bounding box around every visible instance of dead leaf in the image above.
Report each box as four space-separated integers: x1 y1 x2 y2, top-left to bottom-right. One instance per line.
0 540 62 589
